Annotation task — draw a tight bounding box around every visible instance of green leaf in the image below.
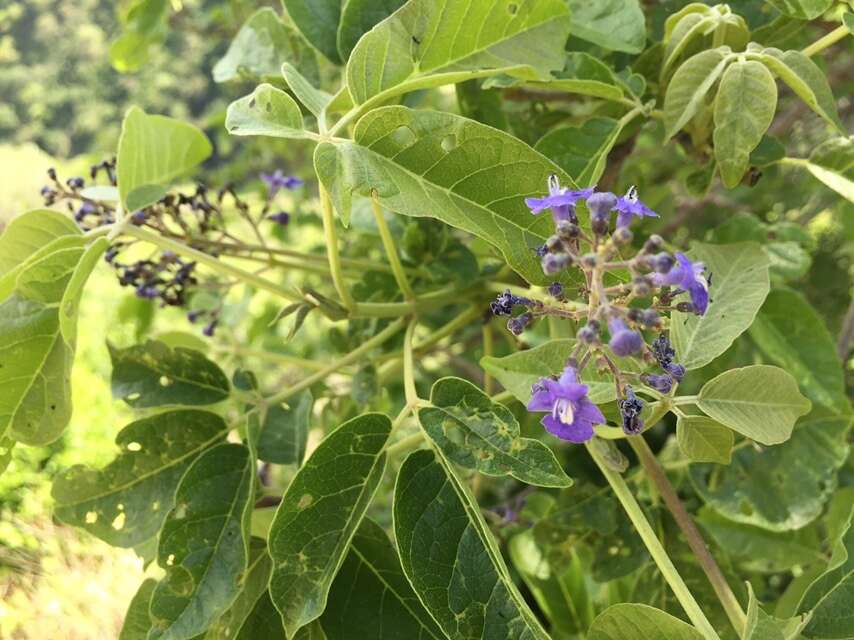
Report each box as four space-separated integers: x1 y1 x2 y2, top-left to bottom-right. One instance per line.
758 48 841 131
345 0 571 105
670 242 770 370
336 0 406 60
418 376 572 488
60 237 107 343
0 209 80 277
0 436 13 474
587 603 705 640
690 410 851 531
52 409 228 547
0 241 91 445
743 582 811 640
676 416 734 464
257 390 313 465
109 0 169 73
213 8 318 85
235 593 289 640
713 59 778 188
225 83 308 140
268 413 391 638
664 48 732 139
148 443 255 640
696 365 811 445
394 449 550 639
109 340 230 408
315 106 574 284
749 288 849 414
120 578 157 640
566 0 647 54
117 107 212 211
283 0 343 64
282 62 332 119
765 0 833 20
535 117 622 187
798 508 854 637
798 136 854 203
320 518 445 639
480 338 618 404
204 539 273 640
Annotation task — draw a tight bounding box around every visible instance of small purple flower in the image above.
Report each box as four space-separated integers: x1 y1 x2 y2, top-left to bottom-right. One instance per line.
615 186 658 228
525 175 594 225
641 373 674 394
665 363 686 381
653 252 709 315
608 317 643 357
548 282 563 298
527 366 605 443
135 285 159 299
619 386 645 435
507 313 532 336
261 170 303 198
130 211 147 225
490 289 529 316
202 319 218 337
268 211 290 225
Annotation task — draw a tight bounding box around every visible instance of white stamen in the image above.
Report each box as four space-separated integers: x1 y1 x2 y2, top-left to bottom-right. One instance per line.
626 185 638 202
548 173 562 195
552 398 575 425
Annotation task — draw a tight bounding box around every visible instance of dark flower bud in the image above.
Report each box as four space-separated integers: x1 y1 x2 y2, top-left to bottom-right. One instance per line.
507 312 532 335
653 252 675 273
47 167 57 181
613 226 633 245
202 319 218 337
665 363 686 381
651 334 676 367
632 276 652 297
135 285 159 299
643 234 663 252
640 309 661 327
130 211 147 225
591 216 610 236
548 282 563 298
576 322 599 344
542 253 571 275
619 386 645 435
545 234 563 252
641 373 674 394
187 310 204 324
626 308 642 323
67 177 85 189
580 253 598 268
268 211 290 225
104 246 120 264
490 290 515 316
534 244 548 258
556 220 580 240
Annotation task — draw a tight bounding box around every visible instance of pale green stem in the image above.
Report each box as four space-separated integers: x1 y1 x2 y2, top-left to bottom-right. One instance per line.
629 436 747 636
371 192 415 301
403 319 420 405
263 317 407 407
122 225 304 303
802 23 850 57
319 185 355 310
671 395 698 406
586 440 721 640
213 346 333 372
386 431 425 458
482 322 495 395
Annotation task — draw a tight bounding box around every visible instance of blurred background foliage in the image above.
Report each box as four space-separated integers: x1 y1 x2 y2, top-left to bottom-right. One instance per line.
0 0 851 638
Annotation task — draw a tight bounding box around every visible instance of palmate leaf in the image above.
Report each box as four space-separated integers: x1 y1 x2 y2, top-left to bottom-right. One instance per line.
345 0 571 106
268 413 391 638
394 449 551 640
315 106 574 284
320 518 445 639
52 409 229 547
109 340 230 408
148 443 255 640
417 376 571 488
690 410 851 531
587 604 705 640
670 242 770 370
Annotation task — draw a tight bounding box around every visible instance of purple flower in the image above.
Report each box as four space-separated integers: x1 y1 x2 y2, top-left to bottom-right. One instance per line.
641 373 674 394
527 366 605 443
665 363 686 381
261 170 303 197
608 317 643 357
653 252 709 315
615 186 658 228
268 211 290 225
619 386 645 435
525 175 594 225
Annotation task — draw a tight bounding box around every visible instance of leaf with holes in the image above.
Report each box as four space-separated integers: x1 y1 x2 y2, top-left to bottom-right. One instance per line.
257 390 313 465
315 106 574 283
268 413 391 638
676 416 733 465
714 59 778 187
225 83 309 140
319 517 445 639
418 376 571 488
690 410 850 531
109 340 230 408
148 443 255 640
670 242 770 370
117 107 212 211
394 449 551 640
588 604 705 640
213 8 319 84
52 409 228 547
345 0 571 106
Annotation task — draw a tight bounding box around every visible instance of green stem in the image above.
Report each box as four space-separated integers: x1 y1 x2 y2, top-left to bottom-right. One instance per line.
628 436 747 636
671 395 698 406
122 226 303 303
263 317 407 407
403 319 420 405
319 185 355 310
386 431 425 458
214 346 334 372
352 285 481 318
802 23 850 57
371 192 415 301
482 322 495 395
585 440 721 640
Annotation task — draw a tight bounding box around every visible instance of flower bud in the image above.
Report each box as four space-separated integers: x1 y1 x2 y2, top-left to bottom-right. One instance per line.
643 234 663 252
576 322 599 344
653 252 675 273
641 373 674 394
580 253 598 268
541 253 571 275
613 226 633 245
632 276 652 297
556 221 580 240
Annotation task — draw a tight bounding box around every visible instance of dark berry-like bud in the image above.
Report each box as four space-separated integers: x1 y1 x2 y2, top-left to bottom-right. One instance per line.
653 252 675 273
576 322 599 344
534 244 548 258
627 308 642 322
490 290 515 316
651 334 676 367
641 373 674 394
640 309 660 327
580 253 598 268
548 282 563 298
665 363 686 381
507 312 532 336
130 211 147 225
619 386 645 435
613 226 633 245
542 253 571 275
643 234 663 252
47 167 57 181
555 221 580 240
202 319 218 337
545 234 563 252
633 276 652 297
591 216 610 236
268 211 290 225
67 177 85 189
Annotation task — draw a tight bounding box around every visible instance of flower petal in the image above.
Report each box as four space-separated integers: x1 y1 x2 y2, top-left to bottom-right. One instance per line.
542 414 595 443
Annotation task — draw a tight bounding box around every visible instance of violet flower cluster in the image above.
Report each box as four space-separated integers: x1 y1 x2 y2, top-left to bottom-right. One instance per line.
492 176 710 442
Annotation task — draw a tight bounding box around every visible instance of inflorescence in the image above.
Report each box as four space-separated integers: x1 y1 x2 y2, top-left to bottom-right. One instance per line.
40 163 303 337
492 175 710 442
